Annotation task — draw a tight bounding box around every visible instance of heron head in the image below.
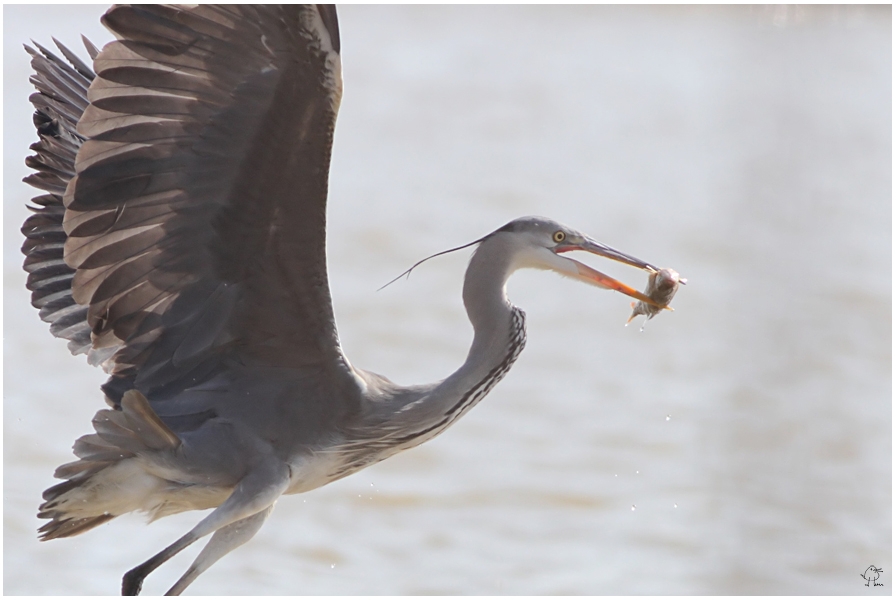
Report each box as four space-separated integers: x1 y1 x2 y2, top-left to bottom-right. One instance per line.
384 216 666 309
492 216 664 307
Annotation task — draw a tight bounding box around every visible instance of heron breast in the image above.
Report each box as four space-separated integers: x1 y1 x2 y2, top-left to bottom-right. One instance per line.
284 449 348 495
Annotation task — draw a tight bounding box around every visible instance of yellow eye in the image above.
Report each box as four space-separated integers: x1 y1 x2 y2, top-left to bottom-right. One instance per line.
552 231 566 243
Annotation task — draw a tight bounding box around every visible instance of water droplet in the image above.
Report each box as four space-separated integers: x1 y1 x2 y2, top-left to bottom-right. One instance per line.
614 474 618 477
665 415 671 421
673 503 678 508
631 505 636 511
635 470 639 474
330 564 335 569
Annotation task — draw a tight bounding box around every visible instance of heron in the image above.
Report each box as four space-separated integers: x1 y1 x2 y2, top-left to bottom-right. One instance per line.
21 5 673 595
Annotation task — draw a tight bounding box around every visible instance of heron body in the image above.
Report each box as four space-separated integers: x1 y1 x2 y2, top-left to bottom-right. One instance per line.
21 5 667 595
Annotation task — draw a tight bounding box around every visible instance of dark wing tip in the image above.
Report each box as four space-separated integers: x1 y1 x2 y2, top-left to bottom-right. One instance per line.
52 36 95 79
81 35 100 60
22 36 96 359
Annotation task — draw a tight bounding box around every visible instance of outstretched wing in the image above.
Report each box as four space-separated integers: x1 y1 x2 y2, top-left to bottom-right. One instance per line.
22 5 353 405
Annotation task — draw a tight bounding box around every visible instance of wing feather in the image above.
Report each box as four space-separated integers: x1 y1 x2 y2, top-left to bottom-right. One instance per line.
23 5 355 407
22 39 96 358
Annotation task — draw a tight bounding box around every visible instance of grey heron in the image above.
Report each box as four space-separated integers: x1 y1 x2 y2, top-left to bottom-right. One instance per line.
21 5 673 595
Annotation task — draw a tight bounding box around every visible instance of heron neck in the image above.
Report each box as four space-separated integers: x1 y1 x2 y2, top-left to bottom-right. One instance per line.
458 240 518 380
389 238 526 448
334 237 527 477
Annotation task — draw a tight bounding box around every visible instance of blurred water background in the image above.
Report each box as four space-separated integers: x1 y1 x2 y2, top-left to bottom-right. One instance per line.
3 4 890 595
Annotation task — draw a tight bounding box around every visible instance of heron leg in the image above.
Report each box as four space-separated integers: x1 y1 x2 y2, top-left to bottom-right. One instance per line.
164 505 274 596
122 460 290 595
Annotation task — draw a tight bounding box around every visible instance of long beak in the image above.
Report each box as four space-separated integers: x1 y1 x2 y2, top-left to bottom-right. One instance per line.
555 237 664 308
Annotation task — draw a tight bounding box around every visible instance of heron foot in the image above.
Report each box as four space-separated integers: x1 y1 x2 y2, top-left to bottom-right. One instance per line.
122 566 147 596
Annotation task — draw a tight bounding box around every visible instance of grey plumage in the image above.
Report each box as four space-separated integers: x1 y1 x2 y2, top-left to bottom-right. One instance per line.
21 5 667 595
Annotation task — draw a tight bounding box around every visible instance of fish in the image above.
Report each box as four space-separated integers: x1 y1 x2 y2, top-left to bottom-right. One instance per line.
626 268 686 330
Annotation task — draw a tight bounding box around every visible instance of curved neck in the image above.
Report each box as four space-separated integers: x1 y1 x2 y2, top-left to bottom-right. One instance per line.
330 233 530 483
369 235 528 451
458 237 521 387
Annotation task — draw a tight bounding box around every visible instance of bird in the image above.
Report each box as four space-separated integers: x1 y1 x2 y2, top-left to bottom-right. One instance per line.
21 5 669 596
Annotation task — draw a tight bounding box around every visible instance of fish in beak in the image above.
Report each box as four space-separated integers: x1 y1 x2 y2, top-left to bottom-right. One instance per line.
551 236 670 309
627 268 686 329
